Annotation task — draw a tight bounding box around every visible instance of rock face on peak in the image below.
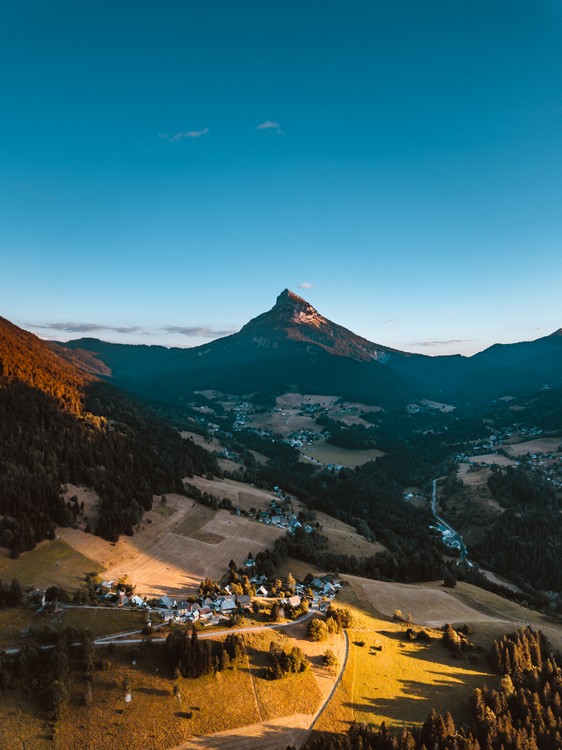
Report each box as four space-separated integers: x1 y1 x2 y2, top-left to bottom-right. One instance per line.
242 288 326 330
272 288 326 326
241 289 397 363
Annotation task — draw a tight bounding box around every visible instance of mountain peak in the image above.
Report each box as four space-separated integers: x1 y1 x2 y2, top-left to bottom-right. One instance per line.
275 288 310 307
271 288 324 327
549 328 562 337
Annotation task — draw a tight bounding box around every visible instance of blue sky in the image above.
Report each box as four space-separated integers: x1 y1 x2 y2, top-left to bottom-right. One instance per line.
1 1 561 356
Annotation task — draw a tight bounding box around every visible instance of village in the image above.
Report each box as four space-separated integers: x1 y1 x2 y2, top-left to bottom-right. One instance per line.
70 570 342 629
454 425 562 489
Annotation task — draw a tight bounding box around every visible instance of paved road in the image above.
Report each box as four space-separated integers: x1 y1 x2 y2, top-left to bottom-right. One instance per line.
2 610 315 655
431 478 469 561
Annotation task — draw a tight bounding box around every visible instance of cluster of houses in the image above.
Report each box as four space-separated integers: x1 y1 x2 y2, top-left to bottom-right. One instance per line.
283 428 324 449
452 425 562 489
92 575 341 626
253 498 314 535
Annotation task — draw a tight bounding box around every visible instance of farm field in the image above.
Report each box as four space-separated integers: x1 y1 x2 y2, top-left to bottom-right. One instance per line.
181 431 224 453
276 393 340 409
504 436 561 456
0 537 103 592
457 463 493 487
250 410 321 436
58 492 284 597
300 442 384 468
351 577 506 627
246 393 384 435
185 476 282 513
470 453 515 466
61 607 148 638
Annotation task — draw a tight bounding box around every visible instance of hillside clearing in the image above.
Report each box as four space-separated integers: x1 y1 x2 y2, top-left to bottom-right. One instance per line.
505 436 561 455
0 537 103 592
300 443 385 468
58 492 284 597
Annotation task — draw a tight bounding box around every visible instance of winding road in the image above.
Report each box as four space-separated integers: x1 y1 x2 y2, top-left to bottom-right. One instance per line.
431 478 469 561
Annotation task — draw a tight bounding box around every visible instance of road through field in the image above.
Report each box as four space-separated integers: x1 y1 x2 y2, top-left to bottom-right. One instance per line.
170 630 350 750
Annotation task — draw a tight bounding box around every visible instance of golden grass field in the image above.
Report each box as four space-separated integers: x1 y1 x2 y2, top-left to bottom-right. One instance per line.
58 492 285 597
0 537 103 591
0 619 345 750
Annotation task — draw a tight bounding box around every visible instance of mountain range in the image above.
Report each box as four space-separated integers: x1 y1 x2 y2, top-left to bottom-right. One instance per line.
48 289 562 406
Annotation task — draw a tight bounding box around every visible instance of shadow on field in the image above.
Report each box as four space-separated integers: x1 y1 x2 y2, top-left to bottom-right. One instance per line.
345 665 490 724
343 633 498 728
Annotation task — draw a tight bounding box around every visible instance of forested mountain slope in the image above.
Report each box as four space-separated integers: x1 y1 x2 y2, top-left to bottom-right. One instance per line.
0 318 216 553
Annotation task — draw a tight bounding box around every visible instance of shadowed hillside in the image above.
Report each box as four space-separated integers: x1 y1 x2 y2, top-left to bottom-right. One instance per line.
0 318 217 551
53 291 562 407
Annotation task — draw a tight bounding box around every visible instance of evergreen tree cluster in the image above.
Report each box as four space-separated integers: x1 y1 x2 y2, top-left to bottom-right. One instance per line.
264 640 309 680
0 318 218 548
487 467 558 512
0 379 217 548
469 467 562 594
165 628 244 678
0 578 23 608
0 628 92 718
282 460 443 584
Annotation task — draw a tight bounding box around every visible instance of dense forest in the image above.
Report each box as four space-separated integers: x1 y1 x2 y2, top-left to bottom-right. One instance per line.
472 467 562 593
0 318 217 549
306 626 562 750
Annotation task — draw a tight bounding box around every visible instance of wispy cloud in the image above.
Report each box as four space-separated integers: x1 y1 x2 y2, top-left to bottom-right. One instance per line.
162 325 237 338
298 282 313 289
160 128 209 143
256 120 284 135
29 322 141 334
412 339 474 347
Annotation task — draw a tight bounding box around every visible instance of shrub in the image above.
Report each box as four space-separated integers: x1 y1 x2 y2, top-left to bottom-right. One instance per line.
306 618 328 641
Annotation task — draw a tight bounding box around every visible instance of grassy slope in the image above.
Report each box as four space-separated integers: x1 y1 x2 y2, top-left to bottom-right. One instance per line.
314 574 562 737
0 537 104 591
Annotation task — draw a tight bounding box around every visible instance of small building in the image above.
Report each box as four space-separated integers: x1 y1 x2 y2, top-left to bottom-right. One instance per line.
157 595 174 609
285 595 301 608
117 592 130 607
